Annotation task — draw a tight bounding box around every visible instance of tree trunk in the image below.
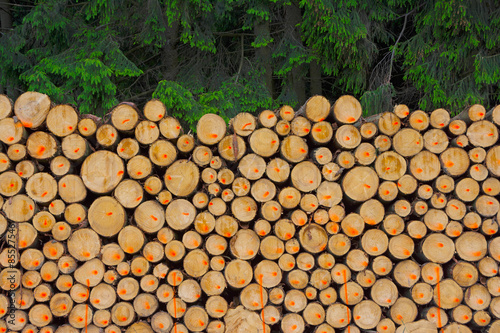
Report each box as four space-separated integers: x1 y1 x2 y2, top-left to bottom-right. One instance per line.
254 13 273 96
285 2 306 105
161 12 179 81
310 60 322 95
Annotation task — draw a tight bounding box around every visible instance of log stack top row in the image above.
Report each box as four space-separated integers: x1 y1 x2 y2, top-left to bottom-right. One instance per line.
0 92 499 333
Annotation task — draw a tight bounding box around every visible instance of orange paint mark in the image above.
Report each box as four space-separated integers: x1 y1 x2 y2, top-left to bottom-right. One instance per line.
209 133 218 138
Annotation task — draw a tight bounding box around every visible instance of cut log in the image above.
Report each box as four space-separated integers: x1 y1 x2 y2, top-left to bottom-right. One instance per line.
14 92 52 129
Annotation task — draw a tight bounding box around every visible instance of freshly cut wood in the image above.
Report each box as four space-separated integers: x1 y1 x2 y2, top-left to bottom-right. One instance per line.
342 166 378 202
421 233 455 263
231 112 256 136
280 135 308 163
430 108 450 129
378 112 401 136
256 110 276 128
467 120 498 148
332 95 362 124
310 121 333 144
81 151 124 193
164 160 199 197
375 151 407 181
46 105 79 138
334 125 361 149
0 94 13 119
14 92 52 128
197 114 225 145
275 119 290 136
111 104 139 133
88 196 126 237
449 119 467 135
410 151 441 181
0 117 27 145
299 95 330 122
159 116 182 140
336 151 355 169
143 99 166 122
279 105 294 121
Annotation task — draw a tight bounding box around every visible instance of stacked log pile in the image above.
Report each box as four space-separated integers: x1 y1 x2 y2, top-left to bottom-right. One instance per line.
0 92 498 333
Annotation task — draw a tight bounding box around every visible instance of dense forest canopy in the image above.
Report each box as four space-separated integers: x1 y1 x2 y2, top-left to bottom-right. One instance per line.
1 0 500 130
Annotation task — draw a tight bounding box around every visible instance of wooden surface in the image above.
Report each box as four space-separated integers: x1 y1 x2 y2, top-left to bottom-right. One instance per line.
0 92 498 332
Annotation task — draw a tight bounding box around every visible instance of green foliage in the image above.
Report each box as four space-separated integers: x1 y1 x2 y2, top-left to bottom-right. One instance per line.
1 0 500 124
401 0 500 113
153 68 276 130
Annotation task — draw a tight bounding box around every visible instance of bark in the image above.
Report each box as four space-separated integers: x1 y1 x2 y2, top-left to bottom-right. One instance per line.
254 16 273 96
310 60 322 95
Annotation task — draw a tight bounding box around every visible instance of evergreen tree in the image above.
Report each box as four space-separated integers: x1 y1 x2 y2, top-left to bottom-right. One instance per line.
0 0 499 129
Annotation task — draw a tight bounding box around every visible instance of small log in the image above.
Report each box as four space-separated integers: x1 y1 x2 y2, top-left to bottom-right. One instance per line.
58 175 87 203
88 196 126 237
177 134 195 154
135 121 159 145
224 259 252 289
0 117 27 145
64 203 86 225
0 94 13 119
17 160 37 179
361 229 388 256
310 121 333 145
200 271 226 296
389 297 418 326
470 163 489 181
281 135 308 163
372 256 393 276
258 110 278 128
467 120 498 148
279 105 294 121
448 119 467 135
429 108 450 129
341 166 378 202
409 110 429 131
143 99 166 122
275 119 290 136
116 278 140 301
301 95 330 122
7 143 27 161
96 124 120 149
196 114 226 145
158 116 182 140
359 122 377 140
378 181 398 202
334 125 361 149
377 112 401 136
464 284 491 311
78 117 98 137
111 302 135 326
111 104 139 134
336 151 355 169
411 282 433 305
14 91 52 129
117 138 139 160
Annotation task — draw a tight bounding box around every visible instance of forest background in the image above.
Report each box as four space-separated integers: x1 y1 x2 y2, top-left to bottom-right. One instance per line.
1 0 499 130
